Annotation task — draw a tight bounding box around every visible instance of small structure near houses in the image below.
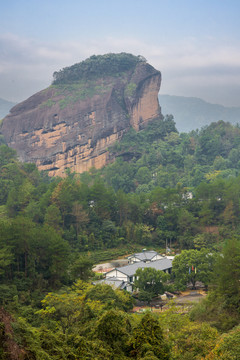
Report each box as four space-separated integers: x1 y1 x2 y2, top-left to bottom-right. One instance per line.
92 277 132 292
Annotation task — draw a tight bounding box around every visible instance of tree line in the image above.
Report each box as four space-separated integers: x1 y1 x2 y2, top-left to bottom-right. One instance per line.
1 118 240 358
1 119 240 299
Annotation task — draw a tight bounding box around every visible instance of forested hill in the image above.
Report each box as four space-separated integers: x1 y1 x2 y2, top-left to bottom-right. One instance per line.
104 117 240 191
1 119 240 358
159 94 240 132
1 118 240 268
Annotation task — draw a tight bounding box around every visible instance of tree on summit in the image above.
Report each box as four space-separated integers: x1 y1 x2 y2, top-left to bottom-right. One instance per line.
52 53 146 84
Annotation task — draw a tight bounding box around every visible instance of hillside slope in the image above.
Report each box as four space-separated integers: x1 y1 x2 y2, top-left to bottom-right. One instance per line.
159 94 240 132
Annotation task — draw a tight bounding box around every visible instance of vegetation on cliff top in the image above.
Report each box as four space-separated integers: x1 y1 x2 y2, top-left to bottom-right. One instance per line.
52 53 146 84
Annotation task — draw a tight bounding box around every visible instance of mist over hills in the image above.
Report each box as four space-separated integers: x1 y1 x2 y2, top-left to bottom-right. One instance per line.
159 94 240 133
0 98 16 119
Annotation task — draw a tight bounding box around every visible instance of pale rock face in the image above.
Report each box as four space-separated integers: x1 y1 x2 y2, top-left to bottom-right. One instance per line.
130 75 161 131
1 62 162 177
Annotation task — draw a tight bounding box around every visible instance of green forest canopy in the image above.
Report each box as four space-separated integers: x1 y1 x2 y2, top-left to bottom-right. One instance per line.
1 119 240 298
52 53 146 84
1 118 240 358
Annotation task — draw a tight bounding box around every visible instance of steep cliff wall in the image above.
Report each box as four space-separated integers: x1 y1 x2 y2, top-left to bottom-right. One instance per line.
1 54 162 176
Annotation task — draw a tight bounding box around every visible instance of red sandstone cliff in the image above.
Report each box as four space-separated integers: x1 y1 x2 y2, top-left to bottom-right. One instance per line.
1 54 162 176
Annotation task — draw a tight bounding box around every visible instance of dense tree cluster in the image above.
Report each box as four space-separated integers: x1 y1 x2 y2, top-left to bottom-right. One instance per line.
1 118 240 358
1 120 240 300
0 281 171 359
52 53 146 84
1 277 240 359
105 118 240 191
134 267 169 302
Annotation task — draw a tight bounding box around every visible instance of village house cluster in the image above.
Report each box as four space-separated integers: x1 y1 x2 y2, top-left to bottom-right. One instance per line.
95 250 173 292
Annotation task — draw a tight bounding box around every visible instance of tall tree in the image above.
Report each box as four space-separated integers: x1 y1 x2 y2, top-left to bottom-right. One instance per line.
172 249 216 290
134 267 169 302
214 238 240 311
129 313 170 359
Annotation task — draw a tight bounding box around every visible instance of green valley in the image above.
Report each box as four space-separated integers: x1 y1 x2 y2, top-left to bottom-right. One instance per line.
1 117 240 358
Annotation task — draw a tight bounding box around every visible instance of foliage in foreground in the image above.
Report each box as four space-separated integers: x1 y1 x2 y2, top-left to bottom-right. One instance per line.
1 239 240 358
0 282 170 360
190 238 240 331
4 284 240 360
2 281 234 360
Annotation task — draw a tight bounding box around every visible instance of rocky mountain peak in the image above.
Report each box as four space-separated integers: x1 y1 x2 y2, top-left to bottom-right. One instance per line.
1 53 162 176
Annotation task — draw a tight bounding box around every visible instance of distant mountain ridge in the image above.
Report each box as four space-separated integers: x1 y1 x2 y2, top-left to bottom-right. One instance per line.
159 94 240 133
0 98 16 119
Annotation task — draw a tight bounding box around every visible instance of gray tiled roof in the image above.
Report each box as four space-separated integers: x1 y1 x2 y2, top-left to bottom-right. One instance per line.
128 250 159 261
115 258 172 277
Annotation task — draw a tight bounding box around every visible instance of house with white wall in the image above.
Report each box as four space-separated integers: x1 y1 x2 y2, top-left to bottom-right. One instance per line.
105 256 172 291
93 250 173 292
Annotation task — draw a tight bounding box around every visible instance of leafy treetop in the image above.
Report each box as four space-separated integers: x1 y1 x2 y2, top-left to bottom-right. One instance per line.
52 53 146 85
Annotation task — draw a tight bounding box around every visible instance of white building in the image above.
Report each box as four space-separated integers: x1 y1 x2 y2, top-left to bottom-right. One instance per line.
94 250 173 292
105 256 172 292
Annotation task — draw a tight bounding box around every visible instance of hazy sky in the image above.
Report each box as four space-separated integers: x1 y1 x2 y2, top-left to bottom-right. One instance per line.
1 0 240 106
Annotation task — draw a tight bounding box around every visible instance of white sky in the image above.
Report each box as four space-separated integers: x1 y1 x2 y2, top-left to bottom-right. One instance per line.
1 0 240 107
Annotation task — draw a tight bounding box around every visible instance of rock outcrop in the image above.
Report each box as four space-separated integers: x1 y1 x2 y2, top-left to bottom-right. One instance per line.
1 53 162 176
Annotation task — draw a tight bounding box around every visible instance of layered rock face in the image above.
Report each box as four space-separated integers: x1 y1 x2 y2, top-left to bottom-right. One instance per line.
1 55 162 176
